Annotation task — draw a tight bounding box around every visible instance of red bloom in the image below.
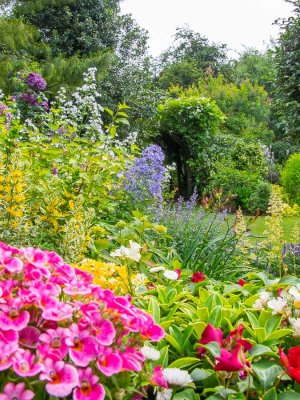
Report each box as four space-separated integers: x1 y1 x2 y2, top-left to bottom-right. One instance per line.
238 279 246 287
279 347 300 383
215 343 247 372
223 323 252 352
192 272 205 283
198 324 223 355
175 269 181 279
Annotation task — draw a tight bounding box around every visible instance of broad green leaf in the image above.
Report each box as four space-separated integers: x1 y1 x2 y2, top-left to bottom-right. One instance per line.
249 344 276 359
168 357 201 369
252 360 283 391
278 392 300 400
149 298 160 324
208 305 222 327
246 311 260 329
254 327 266 342
201 341 221 357
173 389 200 400
191 368 214 381
265 315 282 337
263 387 278 400
267 329 293 341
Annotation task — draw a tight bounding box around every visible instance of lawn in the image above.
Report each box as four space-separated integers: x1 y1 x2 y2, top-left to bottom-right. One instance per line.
248 216 300 243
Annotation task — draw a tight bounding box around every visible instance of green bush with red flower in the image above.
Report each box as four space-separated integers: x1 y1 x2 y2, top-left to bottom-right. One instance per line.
137 271 300 399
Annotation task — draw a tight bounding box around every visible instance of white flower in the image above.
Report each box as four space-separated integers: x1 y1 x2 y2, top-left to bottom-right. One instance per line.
150 266 166 273
267 297 287 315
253 290 271 310
126 241 142 262
110 241 141 262
162 368 193 386
163 270 179 280
141 345 160 361
156 389 173 400
289 318 300 337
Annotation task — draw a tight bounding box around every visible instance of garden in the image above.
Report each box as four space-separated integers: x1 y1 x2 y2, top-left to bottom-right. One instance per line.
0 1 300 399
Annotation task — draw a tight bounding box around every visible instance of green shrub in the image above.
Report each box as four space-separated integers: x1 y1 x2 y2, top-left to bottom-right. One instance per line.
281 152 300 205
248 181 272 214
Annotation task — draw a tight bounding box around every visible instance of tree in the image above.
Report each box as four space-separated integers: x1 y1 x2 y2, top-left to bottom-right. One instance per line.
157 96 224 197
233 48 276 94
157 26 229 89
12 0 121 56
274 0 300 142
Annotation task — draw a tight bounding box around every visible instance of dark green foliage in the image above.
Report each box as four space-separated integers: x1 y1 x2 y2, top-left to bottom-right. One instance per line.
281 152 300 205
157 96 224 197
158 26 228 89
274 0 300 142
248 181 272 214
13 0 121 56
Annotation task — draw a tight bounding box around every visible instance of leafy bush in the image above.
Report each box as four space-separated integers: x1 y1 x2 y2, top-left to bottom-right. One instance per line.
248 181 272 214
281 153 300 206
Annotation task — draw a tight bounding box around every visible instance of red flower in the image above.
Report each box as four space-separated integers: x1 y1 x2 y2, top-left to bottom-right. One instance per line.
192 272 205 283
215 343 248 372
175 269 181 279
198 324 223 355
223 323 252 352
238 279 246 287
279 347 300 383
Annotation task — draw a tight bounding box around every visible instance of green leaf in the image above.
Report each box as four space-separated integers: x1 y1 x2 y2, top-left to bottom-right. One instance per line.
168 357 201 369
208 305 222 327
246 311 260 329
265 315 282 337
202 341 221 357
263 387 278 400
191 368 214 381
267 329 293 341
252 360 283 391
173 389 200 400
249 344 276 359
149 298 161 324
278 392 300 400
254 327 266 342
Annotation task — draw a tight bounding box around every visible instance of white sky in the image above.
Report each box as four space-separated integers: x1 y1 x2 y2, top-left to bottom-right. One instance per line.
120 0 294 57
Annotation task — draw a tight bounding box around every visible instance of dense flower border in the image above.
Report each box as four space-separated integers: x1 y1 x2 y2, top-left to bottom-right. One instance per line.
0 242 165 399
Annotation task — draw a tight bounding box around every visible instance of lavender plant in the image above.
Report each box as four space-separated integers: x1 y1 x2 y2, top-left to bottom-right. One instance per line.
124 144 166 209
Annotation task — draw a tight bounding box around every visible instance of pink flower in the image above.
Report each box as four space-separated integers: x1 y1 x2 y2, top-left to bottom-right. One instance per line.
223 323 252 352
215 343 247 371
97 346 122 376
0 341 18 371
119 347 145 372
198 324 223 355
39 327 69 359
19 326 40 348
0 383 34 400
92 317 116 346
42 301 74 321
65 324 97 367
63 280 91 296
0 246 23 274
12 349 42 377
151 365 168 388
0 299 30 331
40 358 79 397
73 367 105 400
0 329 18 344
192 271 205 283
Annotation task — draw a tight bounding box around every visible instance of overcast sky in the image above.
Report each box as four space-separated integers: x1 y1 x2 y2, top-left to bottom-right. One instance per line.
120 0 294 57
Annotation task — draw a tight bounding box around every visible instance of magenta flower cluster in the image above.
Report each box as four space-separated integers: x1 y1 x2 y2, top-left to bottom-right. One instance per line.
0 242 165 399
25 73 47 91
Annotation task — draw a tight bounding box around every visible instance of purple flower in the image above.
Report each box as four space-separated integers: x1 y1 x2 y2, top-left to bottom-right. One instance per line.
21 93 38 106
124 145 166 206
39 101 49 110
52 168 58 175
25 73 47 91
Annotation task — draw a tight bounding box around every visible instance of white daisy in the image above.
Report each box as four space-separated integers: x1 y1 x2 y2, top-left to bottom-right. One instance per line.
141 345 160 361
162 368 193 386
163 270 179 280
